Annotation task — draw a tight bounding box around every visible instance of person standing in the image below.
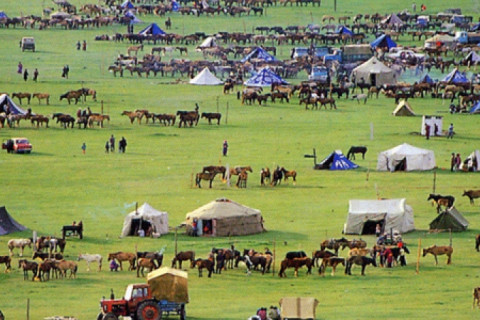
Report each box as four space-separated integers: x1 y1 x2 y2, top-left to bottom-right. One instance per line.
119 137 127 153
23 69 28 81
82 40 87 51
110 135 115 152
222 140 228 156
425 123 430 140
447 123 454 139
455 153 462 171
33 68 39 82
17 62 23 74
105 141 110 153
81 142 86 154
65 65 69 79
76 41 81 50
434 123 439 136
450 153 456 172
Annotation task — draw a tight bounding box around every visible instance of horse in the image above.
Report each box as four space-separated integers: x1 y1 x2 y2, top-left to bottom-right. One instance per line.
88 114 110 128
137 251 164 269
78 253 102 271
202 166 226 180
0 256 11 273
32 252 64 261
463 190 480 205
79 88 97 101
108 65 124 77
319 257 345 276
271 167 283 186
53 114 75 129
60 90 82 104
345 255 377 276
8 238 32 257
278 257 313 277
127 44 144 56
341 239 367 250
243 255 267 275
122 110 143 124
36 236 66 253
223 82 234 94
18 259 38 280
12 92 32 104
212 248 237 270
55 260 78 279
320 238 348 255
177 106 199 128
171 251 195 269
201 112 221 125
311 249 337 267
373 245 410 267
260 167 271 186
33 93 50 105
30 115 49 128
285 251 307 260
136 258 157 277
193 258 214 277
422 245 453 265
476 234 480 252
427 194 455 213
346 146 367 160
37 259 57 281
474 287 480 309
230 166 253 176
107 252 136 271
280 167 296 183
196 171 218 188
236 170 248 188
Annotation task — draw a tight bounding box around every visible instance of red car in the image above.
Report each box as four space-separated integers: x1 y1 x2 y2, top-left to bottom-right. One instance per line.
2 137 32 154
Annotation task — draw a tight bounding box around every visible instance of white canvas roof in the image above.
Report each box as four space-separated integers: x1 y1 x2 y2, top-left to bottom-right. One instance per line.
0 94 28 115
186 198 260 220
345 199 415 234
121 202 168 237
377 143 436 171
189 67 223 85
460 150 480 171
197 36 217 49
351 57 396 86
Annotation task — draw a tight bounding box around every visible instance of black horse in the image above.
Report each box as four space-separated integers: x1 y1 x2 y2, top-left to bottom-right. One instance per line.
137 251 164 269
427 194 455 213
345 255 377 275
346 146 367 160
285 251 307 260
271 167 283 186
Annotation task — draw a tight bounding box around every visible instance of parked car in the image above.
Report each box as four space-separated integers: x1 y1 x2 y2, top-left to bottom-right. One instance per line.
386 48 425 62
2 137 32 154
20 37 35 52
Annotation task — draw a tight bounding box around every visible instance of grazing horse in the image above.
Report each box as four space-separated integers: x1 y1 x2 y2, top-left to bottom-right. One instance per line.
280 167 296 183
33 93 50 105
193 258 214 277
136 258 157 277
278 257 313 277
202 166 226 180
196 171 218 188
319 257 345 276
346 146 367 160
260 167 271 186
463 190 480 205
345 255 377 275
12 92 32 104
78 253 102 271
107 252 136 271
60 91 82 104
201 112 221 125
55 260 78 279
271 167 283 186
18 259 38 280
427 194 455 213
171 251 195 269
474 287 480 309
8 238 32 257
0 256 12 273
423 245 453 265
311 249 337 267
320 238 348 255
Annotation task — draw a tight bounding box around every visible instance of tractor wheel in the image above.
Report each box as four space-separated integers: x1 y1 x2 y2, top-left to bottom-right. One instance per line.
0 309 4 320
96 313 103 320
102 312 118 320
137 301 161 320
179 305 186 320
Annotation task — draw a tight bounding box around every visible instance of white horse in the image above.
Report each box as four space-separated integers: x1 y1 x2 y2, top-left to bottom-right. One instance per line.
78 253 103 271
8 239 32 257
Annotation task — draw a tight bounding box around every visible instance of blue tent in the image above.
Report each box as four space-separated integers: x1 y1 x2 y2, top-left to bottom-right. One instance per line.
0 11 8 19
470 101 480 114
125 11 141 24
172 0 180 11
139 23 165 36
121 0 135 9
314 150 359 170
241 47 277 63
244 68 288 87
370 34 397 50
442 68 469 84
335 25 353 36
0 94 28 115
470 23 480 32
419 73 435 84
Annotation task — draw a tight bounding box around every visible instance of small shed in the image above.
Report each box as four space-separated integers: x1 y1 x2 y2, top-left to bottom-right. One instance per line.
279 297 318 320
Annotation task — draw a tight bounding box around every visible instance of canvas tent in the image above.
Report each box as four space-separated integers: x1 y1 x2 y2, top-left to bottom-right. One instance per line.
139 23 165 36
189 67 222 85
244 68 288 87
425 34 455 49
335 25 353 35
419 73 435 84
184 198 264 237
377 143 436 172
370 34 397 50
196 36 217 51
463 51 480 66
314 150 358 170
351 57 396 87
460 150 480 171
470 101 480 114
0 11 8 19
0 206 27 236
429 207 468 232
393 100 415 116
279 297 318 320
147 267 188 303
121 0 135 9
381 13 405 27
121 203 168 237
441 68 469 84
344 199 415 235
124 11 141 24
0 94 28 115
241 47 277 63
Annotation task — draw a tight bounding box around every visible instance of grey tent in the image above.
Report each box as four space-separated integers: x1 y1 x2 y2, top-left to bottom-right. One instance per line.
0 206 27 235
429 207 468 232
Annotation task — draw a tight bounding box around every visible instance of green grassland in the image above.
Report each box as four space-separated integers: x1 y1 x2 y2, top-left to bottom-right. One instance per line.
1 0 480 319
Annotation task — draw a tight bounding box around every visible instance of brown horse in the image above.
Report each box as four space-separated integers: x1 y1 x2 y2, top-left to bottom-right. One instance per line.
171 251 195 269
278 257 313 277
60 90 82 104
177 105 199 128
12 92 32 104
32 252 64 261
88 114 110 128
202 166 226 180
80 88 97 101
260 167 271 186
311 249 337 267
122 110 143 124
236 170 248 188
33 93 50 105
341 239 367 250
427 194 455 213
108 252 136 271
422 245 453 265
280 167 296 183
230 166 253 176
201 112 221 125
345 255 377 276
463 190 480 205
31 115 49 128
127 44 144 56
476 234 480 252
192 258 214 277
0 256 11 273
319 257 345 276
18 259 38 280
37 259 57 281
320 238 348 255
196 171 218 188
136 258 157 277
474 287 480 309
55 260 78 279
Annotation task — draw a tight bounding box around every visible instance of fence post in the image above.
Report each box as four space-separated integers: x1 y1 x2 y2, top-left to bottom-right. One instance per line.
416 238 421 274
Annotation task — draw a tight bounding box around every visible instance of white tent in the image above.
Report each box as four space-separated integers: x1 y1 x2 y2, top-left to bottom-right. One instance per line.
121 203 168 237
377 143 436 172
351 57 396 87
460 150 480 171
424 34 455 49
189 67 223 85
196 36 217 51
344 199 415 234
0 94 28 115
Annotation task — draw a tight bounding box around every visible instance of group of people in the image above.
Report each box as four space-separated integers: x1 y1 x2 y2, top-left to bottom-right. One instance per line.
17 62 39 82
375 225 407 268
424 122 454 139
61 65 70 78
105 134 127 153
451 153 463 172
76 40 87 51
191 218 212 236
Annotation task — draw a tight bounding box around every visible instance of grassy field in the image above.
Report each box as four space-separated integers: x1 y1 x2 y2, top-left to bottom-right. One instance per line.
1 1 480 319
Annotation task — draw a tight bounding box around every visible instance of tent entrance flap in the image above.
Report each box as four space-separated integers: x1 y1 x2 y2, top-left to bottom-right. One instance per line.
370 73 376 86
129 218 151 236
393 158 406 171
362 219 384 235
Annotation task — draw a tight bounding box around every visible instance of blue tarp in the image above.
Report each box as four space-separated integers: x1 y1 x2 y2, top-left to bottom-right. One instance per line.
442 68 469 84
335 25 353 36
244 68 288 87
370 34 397 50
419 74 435 84
125 11 141 24
0 11 8 19
470 101 480 114
470 23 480 32
315 150 359 170
121 0 135 9
139 23 165 35
241 47 277 63
172 0 180 11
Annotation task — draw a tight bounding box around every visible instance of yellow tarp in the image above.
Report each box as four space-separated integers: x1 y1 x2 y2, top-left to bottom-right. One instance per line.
147 267 189 303
279 297 318 320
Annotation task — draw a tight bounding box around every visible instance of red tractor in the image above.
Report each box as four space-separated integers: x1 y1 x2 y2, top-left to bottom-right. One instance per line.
98 268 188 320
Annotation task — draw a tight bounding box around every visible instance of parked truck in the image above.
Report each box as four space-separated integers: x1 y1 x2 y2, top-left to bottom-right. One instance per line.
454 31 480 44
98 267 188 320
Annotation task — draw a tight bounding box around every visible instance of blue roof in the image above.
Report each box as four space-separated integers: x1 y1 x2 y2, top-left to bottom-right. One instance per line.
335 25 353 36
315 151 358 170
370 34 397 50
442 68 469 84
0 11 8 19
419 74 435 84
121 0 135 9
241 47 277 63
172 0 180 11
244 68 288 87
139 23 165 35
470 101 480 114
470 23 480 32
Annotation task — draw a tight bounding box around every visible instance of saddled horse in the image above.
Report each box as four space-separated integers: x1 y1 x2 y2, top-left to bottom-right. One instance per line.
0 256 11 273
33 93 50 105
346 146 367 160
78 253 102 271
8 238 32 257
55 260 78 279
319 257 345 276
196 171 218 188
108 252 136 271
423 245 453 265
171 251 195 269
136 258 157 277
201 112 221 125
280 167 296 183
18 259 38 280
278 257 313 277
427 194 455 213
341 239 367 250
202 165 226 180
320 238 349 255
345 255 377 275
79 88 97 101
260 167 271 186
192 258 214 277
311 249 337 267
